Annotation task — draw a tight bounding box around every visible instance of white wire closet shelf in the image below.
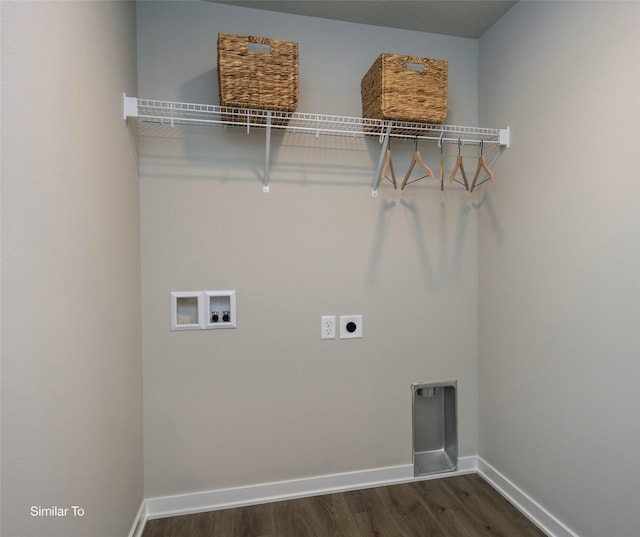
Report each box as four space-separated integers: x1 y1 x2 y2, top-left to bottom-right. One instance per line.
123 94 510 195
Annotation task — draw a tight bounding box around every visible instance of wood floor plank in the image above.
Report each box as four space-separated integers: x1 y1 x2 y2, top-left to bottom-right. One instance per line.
325 492 366 537
355 486 408 537
341 487 372 515
272 495 317 537
450 474 547 537
374 482 446 537
233 500 274 537
410 479 497 537
142 474 548 537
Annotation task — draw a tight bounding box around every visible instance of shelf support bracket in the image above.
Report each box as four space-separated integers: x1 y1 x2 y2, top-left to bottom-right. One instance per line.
263 111 272 193
372 122 392 196
499 126 510 148
123 93 138 120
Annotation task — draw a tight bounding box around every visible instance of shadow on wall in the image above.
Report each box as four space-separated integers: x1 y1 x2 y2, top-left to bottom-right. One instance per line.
367 199 396 288
402 199 472 292
366 198 475 295
149 71 504 291
474 192 504 246
139 122 380 190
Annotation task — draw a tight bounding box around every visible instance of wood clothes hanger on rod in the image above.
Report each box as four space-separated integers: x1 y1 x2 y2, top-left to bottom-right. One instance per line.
448 139 469 191
400 138 434 190
380 140 397 190
469 140 495 192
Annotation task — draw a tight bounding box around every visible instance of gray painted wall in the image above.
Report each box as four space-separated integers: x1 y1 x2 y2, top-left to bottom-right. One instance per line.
137 1 481 497
1 2 143 536
4 2 636 536
478 2 640 536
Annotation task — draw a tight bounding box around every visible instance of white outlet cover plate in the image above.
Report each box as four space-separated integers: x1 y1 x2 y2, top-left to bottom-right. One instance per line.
340 315 363 339
321 315 336 339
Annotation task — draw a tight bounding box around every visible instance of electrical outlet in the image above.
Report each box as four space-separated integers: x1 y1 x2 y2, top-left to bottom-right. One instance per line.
321 315 336 339
340 315 363 339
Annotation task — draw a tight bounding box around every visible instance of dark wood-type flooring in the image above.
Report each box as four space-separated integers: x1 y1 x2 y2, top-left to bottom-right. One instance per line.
143 474 547 537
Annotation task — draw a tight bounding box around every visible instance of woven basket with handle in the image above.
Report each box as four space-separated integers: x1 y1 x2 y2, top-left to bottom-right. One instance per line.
218 32 298 116
361 53 448 124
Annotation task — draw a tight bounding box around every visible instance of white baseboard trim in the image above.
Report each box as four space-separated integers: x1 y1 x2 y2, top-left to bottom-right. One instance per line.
135 455 579 537
477 457 580 537
146 456 477 520
127 499 147 537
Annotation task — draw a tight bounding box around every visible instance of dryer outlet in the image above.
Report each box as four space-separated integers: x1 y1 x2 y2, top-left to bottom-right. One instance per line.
340 315 363 339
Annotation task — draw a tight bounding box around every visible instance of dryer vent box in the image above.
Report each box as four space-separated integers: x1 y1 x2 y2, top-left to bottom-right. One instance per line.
412 381 458 476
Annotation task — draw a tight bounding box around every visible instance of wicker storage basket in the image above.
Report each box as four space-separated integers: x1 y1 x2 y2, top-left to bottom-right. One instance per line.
361 53 448 124
217 32 298 120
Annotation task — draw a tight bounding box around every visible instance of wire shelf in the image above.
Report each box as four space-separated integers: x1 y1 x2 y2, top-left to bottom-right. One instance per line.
127 96 508 146
123 94 509 194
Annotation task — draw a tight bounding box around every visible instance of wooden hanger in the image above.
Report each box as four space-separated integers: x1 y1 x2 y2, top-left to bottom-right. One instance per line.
448 139 469 191
469 140 495 192
400 139 434 190
380 144 397 190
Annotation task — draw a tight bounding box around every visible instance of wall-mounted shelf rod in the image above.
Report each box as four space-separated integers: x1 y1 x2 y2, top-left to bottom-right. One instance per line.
124 94 509 194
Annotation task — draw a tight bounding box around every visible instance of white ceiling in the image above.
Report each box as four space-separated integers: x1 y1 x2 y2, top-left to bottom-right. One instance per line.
211 1 518 39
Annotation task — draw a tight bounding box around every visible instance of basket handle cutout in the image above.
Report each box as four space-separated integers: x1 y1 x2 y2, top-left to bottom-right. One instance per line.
248 42 272 54
405 62 425 73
